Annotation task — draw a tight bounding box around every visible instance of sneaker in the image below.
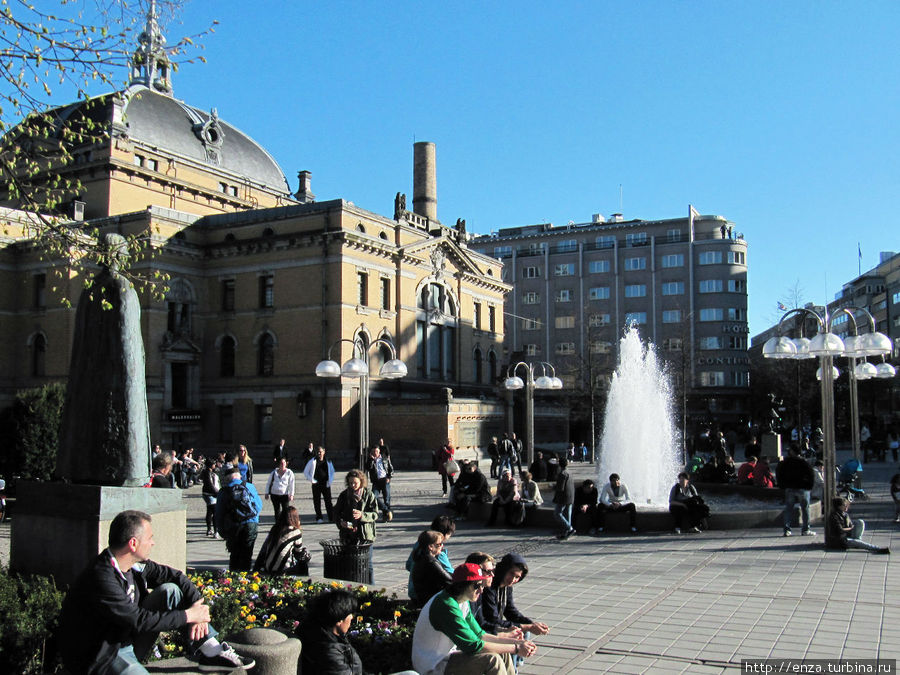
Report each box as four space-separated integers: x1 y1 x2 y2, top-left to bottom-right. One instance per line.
197 642 255 670
894 517 900 523
801 529 815 536
674 527 682 534
214 533 223 540
316 518 324 524
783 529 792 537
565 528 575 539
206 529 213 537
691 526 701 533
877 547 891 555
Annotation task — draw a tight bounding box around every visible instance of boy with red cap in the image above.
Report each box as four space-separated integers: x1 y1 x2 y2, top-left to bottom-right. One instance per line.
412 563 536 675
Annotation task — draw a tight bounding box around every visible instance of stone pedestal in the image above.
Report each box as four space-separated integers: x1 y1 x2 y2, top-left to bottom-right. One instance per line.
761 433 783 461
10 482 185 588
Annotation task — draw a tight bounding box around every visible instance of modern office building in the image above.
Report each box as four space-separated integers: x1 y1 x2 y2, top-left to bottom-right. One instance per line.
471 207 751 435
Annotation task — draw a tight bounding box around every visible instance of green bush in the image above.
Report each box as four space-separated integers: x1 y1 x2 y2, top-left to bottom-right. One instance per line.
0 566 64 674
0 382 66 481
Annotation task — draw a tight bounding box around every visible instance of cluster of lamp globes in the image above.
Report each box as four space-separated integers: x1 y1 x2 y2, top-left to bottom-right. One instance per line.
315 355 408 379
762 330 896 381
503 371 564 390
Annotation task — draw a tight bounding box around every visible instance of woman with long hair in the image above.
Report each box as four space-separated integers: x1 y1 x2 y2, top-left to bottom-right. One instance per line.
410 530 451 608
254 505 310 575
334 469 379 580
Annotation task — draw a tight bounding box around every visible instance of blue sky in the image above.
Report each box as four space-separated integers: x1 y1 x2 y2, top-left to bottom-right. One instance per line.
80 2 900 334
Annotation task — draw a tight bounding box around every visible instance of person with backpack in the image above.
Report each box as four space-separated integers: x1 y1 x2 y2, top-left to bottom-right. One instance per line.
215 463 263 571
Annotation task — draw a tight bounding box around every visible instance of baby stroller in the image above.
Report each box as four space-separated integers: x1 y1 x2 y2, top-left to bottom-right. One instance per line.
836 459 867 501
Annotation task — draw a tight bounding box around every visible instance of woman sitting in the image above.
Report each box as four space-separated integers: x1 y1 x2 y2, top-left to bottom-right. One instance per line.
410 530 452 608
486 470 522 527
254 506 310 575
669 472 710 534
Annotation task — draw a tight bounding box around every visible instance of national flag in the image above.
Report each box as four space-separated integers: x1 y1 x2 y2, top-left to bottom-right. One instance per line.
777 301 788 311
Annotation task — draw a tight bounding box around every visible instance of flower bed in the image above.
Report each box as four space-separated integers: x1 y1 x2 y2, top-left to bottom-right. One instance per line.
157 570 417 674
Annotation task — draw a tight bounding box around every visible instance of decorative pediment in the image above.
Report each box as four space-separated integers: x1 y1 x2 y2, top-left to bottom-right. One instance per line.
400 235 484 278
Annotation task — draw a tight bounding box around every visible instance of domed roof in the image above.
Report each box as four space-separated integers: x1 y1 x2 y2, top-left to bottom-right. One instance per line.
122 85 290 193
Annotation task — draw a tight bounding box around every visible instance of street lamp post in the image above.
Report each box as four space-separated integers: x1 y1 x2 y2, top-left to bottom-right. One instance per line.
504 361 563 467
315 337 407 470
762 306 892 525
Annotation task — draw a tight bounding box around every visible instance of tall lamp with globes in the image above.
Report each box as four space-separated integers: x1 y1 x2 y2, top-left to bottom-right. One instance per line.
762 306 893 525
315 337 407 470
504 361 563 467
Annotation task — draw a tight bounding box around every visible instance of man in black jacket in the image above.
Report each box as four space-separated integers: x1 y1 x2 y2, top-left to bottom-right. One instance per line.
59 510 254 674
553 458 575 539
777 444 817 537
364 444 394 522
481 553 550 640
300 589 364 674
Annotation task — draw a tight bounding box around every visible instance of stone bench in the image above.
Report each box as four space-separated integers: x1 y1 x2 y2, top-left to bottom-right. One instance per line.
146 628 300 675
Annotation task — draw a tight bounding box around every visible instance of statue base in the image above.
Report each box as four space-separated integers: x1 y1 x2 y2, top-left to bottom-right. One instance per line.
10 482 186 588
761 433 783 461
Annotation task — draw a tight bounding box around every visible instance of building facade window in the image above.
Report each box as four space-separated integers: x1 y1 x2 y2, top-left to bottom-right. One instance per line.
259 274 274 308
596 235 615 249
699 279 724 293
699 371 725 387
556 289 572 303
728 307 746 321
661 281 684 295
554 263 575 276
556 342 576 355
727 251 746 265
32 334 46 376
220 336 236 377
523 292 540 305
589 313 610 327
257 333 275 376
589 287 610 300
700 336 723 350
33 273 46 309
524 344 541 356
624 257 646 271
625 312 647 324
557 239 578 252
523 318 540 330
590 341 612 354
381 278 391 310
662 338 683 351
494 246 512 257
417 283 457 380
522 266 540 278
222 279 235 312
700 308 724 321
256 404 273 444
473 348 483 383
357 271 368 306
488 306 496 332
728 279 746 293
667 229 682 243
662 310 682 323
626 232 648 247
728 336 747 349
731 371 749 387
661 254 684 268
555 316 575 329
474 302 482 329
698 251 723 265
589 260 610 273
625 284 647 298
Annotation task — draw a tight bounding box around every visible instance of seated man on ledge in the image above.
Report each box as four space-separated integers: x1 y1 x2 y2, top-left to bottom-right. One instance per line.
59 509 255 674
597 473 638 533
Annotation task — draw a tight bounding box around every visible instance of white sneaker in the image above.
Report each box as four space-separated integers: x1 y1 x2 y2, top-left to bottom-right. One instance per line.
674 527 681 534
316 518 324 524
198 642 255 670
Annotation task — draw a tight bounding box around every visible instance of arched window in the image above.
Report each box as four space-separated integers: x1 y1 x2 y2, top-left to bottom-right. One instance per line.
32 334 46 376
416 281 458 381
257 333 274 376
488 351 498 384
473 348 483 384
220 336 236 377
166 278 194 335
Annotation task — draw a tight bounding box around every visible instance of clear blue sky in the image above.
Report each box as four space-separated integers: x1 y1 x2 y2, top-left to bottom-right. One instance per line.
94 2 900 335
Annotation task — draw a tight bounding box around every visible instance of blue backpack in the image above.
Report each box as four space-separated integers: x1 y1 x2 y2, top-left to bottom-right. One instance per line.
221 482 259 536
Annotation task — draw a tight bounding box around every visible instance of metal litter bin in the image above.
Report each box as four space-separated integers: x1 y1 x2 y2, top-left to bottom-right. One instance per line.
320 538 372 584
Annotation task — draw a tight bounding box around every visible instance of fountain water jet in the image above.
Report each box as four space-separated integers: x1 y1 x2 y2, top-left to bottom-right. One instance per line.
599 325 680 505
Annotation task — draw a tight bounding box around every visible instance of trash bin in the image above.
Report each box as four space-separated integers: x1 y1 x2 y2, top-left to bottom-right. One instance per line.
320 538 372 584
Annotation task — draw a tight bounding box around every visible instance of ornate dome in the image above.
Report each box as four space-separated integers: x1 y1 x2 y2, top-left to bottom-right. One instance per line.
121 84 291 193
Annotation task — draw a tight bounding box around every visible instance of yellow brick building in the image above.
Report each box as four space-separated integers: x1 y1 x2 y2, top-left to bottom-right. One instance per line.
0 11 510 466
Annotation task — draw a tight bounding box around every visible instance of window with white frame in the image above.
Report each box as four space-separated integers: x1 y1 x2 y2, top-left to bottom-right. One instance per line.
662 310 682 323
625 312 647 324
661 281 684 296
557 239 578 252
523 292 540 305
727 251 746 264
667 229 682 243
589 313 610 327
555 342 576 355
524 344 541 356
699 371 725 387
699 279 724 293
661 254 684 268
624 256 646 271
728 279 746 293
554 263 575 276
731 371 749 387
626 232 648 247
727 335 746 349
662 338 683 351
523 318 540 330
590 341 613 354
700 308 724 321
700 336 723 350
556 289 572 303
494 246 512 257
589 260 610 273
698 251 723 265
596 235 615 249
625 284 646 298
728 307 746 321
522 266 541 278
555 316 575 329
589 286 610 300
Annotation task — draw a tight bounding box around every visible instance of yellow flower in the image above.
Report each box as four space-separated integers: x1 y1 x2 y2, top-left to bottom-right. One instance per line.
331 581 341 588
294 580 303 589
393 610 402 618
250 583 259 591
362 602 371 608
356 616 362 623
268 613 277 622
358 585 368 592
247 615 256 623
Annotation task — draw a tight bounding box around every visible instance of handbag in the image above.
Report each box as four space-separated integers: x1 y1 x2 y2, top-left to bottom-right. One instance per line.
444 459 460 475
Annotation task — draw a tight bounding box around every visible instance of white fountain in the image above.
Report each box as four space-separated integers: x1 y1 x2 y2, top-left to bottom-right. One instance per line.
599 325 680 505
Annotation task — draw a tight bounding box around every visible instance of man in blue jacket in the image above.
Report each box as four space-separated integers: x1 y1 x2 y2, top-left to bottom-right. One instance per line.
215 463 263 571
59 510 254 674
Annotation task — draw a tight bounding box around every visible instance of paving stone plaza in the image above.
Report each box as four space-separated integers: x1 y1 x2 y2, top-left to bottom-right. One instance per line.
2 457 896 674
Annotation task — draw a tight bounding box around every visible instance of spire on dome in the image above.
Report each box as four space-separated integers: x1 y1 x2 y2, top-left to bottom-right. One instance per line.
129 0 173 94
